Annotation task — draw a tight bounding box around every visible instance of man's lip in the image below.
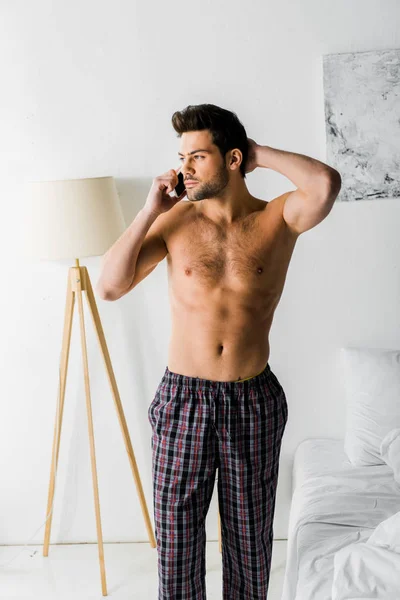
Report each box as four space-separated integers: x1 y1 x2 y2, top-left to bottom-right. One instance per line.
185 180 198 185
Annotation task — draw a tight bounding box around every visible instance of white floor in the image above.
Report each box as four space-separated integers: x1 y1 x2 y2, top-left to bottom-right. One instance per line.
0 539 288 599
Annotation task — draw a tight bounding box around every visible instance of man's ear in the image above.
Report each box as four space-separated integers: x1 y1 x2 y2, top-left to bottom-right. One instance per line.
228 148 243 172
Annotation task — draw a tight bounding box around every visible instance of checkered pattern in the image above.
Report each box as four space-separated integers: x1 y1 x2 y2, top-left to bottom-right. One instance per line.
148 362 288 599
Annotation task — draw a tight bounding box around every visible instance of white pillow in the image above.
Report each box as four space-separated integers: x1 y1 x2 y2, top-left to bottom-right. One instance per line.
340 347 400 466
380 428 400 485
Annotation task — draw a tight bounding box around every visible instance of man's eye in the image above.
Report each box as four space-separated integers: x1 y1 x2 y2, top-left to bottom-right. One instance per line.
178 155 204 161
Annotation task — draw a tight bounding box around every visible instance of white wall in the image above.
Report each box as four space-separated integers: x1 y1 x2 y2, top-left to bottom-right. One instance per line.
1 0 400 548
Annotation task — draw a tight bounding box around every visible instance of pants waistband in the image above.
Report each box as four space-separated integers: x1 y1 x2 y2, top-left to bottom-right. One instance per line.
162 362 272 390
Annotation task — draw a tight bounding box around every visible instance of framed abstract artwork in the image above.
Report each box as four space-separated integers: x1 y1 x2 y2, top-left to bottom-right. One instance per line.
323 48 400 202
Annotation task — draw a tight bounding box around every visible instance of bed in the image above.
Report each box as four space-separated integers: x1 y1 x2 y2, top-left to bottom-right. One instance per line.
281 437 400 599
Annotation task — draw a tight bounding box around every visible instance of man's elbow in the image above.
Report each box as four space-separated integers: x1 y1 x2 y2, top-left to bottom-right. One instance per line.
320 169 342 205
327 169 342 194
95 284 119 301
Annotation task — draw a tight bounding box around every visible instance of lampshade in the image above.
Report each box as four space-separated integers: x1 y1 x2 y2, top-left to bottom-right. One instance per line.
20 176 126 262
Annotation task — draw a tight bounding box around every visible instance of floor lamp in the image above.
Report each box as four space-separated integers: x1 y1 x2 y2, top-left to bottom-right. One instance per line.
22 175 223 596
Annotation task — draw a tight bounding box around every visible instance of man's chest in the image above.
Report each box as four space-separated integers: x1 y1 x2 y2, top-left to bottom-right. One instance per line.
165 204 293 294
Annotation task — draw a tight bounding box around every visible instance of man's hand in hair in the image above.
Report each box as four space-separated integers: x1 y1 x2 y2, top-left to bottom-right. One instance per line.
245 138 260 174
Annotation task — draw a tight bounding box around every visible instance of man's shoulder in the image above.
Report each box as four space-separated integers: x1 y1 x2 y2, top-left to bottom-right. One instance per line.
264 191 294 215
161 200 193 245
253 192 289 210
268 191 291 206
258 191 296 234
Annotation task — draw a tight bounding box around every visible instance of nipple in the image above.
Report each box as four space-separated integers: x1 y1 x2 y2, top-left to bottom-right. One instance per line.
257 267 263 274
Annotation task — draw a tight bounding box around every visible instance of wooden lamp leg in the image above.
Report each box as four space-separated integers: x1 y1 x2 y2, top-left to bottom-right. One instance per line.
74 265 108 595
43 267 75 558
43 261 156 597
84 267 156 551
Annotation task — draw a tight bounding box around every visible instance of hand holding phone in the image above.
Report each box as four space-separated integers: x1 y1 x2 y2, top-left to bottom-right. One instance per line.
144 166 187 216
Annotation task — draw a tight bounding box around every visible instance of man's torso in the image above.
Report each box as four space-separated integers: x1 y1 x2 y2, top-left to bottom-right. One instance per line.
162 193 299 381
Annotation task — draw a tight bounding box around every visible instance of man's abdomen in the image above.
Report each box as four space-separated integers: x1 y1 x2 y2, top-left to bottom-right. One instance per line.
167 310 273 382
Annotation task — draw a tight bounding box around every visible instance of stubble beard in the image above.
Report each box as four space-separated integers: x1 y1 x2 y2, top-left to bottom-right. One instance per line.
187 162 230 202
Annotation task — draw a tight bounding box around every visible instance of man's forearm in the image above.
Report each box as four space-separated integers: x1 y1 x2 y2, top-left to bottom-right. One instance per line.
96 207 159 299
256 145 340 194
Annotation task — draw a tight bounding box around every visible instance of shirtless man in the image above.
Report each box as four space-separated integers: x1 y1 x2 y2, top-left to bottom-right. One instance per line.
96 104 341 600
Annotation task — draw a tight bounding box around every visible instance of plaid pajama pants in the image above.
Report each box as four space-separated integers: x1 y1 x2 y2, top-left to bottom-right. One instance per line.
147 361 288 599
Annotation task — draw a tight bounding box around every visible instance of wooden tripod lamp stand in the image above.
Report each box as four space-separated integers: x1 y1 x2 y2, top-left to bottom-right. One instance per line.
23 176 223 597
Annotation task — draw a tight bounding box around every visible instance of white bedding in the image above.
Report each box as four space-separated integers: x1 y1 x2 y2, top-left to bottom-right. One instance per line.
281 438 400 600
332 510 400 599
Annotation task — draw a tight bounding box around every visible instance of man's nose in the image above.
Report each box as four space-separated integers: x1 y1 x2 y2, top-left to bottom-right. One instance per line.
182 165 195 176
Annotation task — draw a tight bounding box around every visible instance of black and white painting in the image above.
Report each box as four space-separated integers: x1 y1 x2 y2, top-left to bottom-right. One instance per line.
323 48 400 202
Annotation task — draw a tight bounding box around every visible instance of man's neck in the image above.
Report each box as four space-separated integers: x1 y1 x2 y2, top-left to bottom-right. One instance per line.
194 181 259 225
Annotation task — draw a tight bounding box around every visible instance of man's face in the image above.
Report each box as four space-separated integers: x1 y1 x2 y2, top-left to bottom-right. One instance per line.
178 130 230 201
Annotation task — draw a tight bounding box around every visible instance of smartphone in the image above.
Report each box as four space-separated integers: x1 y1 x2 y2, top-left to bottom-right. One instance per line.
172 171 186 197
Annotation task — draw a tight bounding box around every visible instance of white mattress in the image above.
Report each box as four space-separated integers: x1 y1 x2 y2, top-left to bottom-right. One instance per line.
281 438 400 600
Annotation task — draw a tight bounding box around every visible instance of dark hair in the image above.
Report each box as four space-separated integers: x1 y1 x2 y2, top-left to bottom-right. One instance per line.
171 103 249 178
